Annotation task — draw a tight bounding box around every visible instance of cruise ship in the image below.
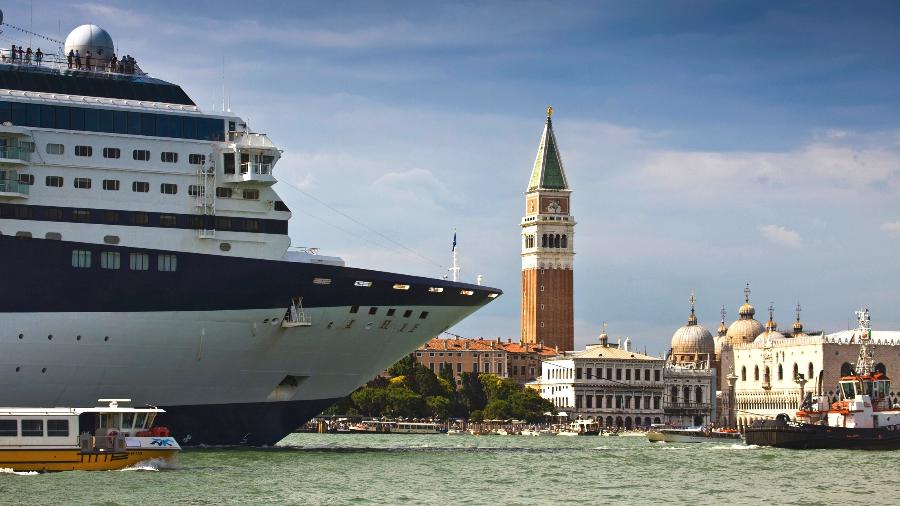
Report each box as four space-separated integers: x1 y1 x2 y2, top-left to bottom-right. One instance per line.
0 21 500 445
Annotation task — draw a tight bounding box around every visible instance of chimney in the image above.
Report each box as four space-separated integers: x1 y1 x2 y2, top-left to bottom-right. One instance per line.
443 340 447 350
464 341 469 350
617 337 622 349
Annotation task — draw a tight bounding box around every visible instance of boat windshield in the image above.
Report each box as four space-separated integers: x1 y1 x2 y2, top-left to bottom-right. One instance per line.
840 381 856 399
862 380 873 397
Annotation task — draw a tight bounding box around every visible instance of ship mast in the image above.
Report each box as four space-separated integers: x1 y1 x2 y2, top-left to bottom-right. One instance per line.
854 308 874 376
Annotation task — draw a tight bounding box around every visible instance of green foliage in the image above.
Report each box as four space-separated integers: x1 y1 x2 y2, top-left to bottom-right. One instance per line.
319 354 554 422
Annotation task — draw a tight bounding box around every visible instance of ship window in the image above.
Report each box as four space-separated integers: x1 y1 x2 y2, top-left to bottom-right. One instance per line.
188 154 206 165
368 307 378 315
216 187 233 198
46 143 64 155
134 412 147 429
159 215 177 227
160 151 178 163
74 177 92 189
45 208 63 220
243 220 259 232
14 231 30 238
354 281 373 287
74 145 92 157
47 419 69 437
349 305 359 314
45 232 62 240
72 209 91 222
132 149 150 161
223 153 235 174
133 213 149 225
274 201 290 212
20 419 43 437
129 253 149 271
386 309 396 316
102 147 121 159
18 173 34 185
158 254 177 272
219 242 231 252
428 287 444 293
188 185 205 197
403 310 413 318
71 249 91 268
0 419 16 436
132 181 150 193
419 311 429 319
105 212 119 224
100 252 121 270
103 234 120 244
45 175 63 187
160 183 178 195
215 217 231 230
121 413 135 429
102 179 120 191
14 206 32 219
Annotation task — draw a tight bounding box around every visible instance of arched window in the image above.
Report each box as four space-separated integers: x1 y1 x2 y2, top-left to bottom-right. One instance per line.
695 386 703 403
764 366 770 384
741 366 746 381
554 234 561 248
840 362 853 377
778 364 783 380
541 234 547 248
754 366 760 381
683 386 691 402
561 235 567 248
793 363 799 379
808 363 814 380
875 363 887 375
671 386 678 402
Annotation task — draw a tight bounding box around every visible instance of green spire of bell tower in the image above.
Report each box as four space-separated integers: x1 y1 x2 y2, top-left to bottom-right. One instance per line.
527 106 569 192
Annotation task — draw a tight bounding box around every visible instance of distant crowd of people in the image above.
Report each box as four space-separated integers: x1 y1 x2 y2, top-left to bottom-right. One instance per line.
2 45 43 65
2 44 139 74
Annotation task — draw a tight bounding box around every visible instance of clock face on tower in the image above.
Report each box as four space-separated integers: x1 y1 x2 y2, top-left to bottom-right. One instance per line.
546 200 561 214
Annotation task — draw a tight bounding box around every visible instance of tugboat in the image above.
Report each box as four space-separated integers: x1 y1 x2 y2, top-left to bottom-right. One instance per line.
744 309 900 449
0 399 180 472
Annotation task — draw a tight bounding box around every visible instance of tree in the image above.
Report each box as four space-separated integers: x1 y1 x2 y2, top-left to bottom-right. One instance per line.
414 364 444 398
508 389 555 422
351 387 387 416
387 355 418 378
459 372 487 412
426 396 451 419
385 384 425 418
483 399 511 421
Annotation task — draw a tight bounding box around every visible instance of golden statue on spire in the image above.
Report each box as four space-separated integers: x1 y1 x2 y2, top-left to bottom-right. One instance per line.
546 105 553 118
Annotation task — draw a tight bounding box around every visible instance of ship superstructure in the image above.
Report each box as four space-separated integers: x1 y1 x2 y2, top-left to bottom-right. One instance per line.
0 22 500 445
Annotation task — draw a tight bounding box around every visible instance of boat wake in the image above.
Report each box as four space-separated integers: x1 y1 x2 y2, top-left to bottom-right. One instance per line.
118 458 181 472
0 467 39 476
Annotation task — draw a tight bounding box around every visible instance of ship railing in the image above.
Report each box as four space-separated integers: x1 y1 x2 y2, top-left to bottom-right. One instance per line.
0 51 146 77
0 177 29 195
282 298 312 328
289 246 320 255
0 145 31 162
240 162 272 175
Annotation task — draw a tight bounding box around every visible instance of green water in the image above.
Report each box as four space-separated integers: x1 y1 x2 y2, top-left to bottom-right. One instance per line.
2 433 898 505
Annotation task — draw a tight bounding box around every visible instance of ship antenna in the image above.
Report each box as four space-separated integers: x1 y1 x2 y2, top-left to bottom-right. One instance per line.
854 308 874 376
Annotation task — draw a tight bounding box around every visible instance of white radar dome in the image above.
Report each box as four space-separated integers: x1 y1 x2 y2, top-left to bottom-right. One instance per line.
64 24 115 67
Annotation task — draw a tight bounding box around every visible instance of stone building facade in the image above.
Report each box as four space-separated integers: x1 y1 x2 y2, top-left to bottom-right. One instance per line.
412 337 557 385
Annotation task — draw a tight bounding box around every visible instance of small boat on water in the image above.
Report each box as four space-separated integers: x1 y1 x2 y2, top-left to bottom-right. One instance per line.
0 399 180 472
391 422 446 434
647 426 741 443
744 309 900 450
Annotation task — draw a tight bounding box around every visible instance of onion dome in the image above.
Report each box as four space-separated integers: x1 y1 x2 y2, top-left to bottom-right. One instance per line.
598 322 609 347
725 284 765 345
754 303 785 344
671 292 715 357
792 302 806 336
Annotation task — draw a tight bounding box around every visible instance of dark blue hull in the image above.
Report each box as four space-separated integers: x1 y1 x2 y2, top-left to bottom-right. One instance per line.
155 398 341 446
745 418 900 450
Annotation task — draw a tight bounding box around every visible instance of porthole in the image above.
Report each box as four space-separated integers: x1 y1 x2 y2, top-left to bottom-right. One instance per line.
41 368 47 373
103 235 120 245
263 319 269 324
15 366 20 372
219 242 231 252
18 333 23 340
47 334 53 340
45 232 62 240
104 336 110 342
76 335 82 341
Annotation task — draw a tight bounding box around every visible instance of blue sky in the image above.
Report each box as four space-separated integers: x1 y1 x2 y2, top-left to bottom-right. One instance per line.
6 1 900 354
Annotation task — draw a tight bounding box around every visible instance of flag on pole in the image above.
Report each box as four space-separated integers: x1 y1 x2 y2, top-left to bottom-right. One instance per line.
451 231 457 252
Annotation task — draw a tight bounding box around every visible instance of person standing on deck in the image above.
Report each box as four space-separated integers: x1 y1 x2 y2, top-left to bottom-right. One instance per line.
25 48 31 64
74 49 81 69
85 50 92 70
67 49 74 69
10 45 16 62
35 48 43 66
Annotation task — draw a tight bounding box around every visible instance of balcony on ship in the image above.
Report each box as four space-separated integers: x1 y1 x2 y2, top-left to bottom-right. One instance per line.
0 129 33 165
0 169 29 199
221 131 280 185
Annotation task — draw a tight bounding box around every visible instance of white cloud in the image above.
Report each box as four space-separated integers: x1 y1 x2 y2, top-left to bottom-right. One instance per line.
758 224 802 249
881 221 900 234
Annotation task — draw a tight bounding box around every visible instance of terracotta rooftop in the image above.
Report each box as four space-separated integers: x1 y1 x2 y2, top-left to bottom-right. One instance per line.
418 337 557 356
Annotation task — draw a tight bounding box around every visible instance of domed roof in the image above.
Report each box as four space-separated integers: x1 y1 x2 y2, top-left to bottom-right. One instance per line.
714 334 726 355
670 292 715 356
725 284 765 345
754 328 785 345
65 24 115 62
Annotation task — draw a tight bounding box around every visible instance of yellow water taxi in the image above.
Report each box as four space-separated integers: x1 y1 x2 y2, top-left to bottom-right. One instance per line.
0 399 180 472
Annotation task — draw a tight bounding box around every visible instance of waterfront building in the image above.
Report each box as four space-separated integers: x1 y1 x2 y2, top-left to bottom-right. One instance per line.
413 337 556 385
536 332 667 429
520 107 575 352
664 293 717 426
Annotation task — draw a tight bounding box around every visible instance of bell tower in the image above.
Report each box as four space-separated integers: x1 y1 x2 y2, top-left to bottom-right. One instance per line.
520 107 575 351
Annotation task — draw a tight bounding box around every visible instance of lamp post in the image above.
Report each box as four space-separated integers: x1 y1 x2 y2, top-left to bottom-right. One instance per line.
726 369 738 429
